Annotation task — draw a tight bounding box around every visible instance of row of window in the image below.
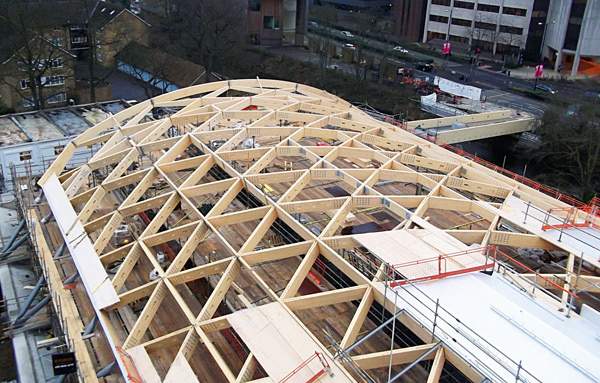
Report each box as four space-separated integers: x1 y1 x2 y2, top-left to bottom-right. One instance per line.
430 1 527 17
452 17 472 27
429 14 449 23
475 21 496 30
21 92 66 108
20 75 65 89
429 15 524 36
19 58 63 71
18 145 65 162
72 36 88 44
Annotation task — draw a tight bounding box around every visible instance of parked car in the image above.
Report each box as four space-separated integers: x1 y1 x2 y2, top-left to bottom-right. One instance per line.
535 83 557 94
415 62 433 72
393 46 408 54
344 43 356 49
327 64 340 70
309 21 319 27
341 30 354 38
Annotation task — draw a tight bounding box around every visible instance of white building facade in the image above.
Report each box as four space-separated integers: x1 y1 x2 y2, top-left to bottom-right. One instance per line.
542 0 600 76
422 0 536 55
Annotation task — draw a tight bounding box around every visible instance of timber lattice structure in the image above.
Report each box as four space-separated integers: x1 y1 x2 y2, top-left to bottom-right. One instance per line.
27 79 600 383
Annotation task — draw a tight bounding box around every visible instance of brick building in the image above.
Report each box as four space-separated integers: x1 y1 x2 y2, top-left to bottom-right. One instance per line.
0 1 150 112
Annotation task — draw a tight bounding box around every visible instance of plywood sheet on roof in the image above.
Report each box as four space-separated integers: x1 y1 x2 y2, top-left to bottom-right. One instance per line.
353 230 483 280
164 353 199 383
127 345 161 383
228 302 352 382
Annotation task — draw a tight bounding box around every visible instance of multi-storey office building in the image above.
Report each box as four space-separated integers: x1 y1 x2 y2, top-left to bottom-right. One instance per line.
422 0 547 57
542 0 600 76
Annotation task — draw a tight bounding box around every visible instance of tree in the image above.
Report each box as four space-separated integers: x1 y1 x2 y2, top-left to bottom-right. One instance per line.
535 103 600 199
77 0 131 102
171 0 247 75
350 16 375 81
311 6 337 79
0 1 74 110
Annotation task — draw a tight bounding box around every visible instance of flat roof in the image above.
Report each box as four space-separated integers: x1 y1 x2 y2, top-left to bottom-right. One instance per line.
380 272 600 382
0 100 129 147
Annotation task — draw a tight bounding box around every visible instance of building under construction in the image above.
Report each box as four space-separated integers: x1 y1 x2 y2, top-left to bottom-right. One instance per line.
3 79 600 383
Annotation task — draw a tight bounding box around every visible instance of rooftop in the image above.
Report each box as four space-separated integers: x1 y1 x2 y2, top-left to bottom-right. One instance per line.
21 79 600 383
0 100 129 147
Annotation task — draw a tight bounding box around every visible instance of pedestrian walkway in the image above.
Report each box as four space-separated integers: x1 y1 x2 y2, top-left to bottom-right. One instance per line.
487 66 589 81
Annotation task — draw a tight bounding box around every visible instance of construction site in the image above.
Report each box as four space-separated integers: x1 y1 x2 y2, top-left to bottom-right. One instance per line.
1 78 599 383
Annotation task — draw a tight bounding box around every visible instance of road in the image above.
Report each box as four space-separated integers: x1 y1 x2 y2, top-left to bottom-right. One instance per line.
307 25 595 117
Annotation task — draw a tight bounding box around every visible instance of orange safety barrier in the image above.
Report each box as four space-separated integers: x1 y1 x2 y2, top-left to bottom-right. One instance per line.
387 246 578 300
442 144 591 208
541 206 600 231
116 346 143 383
279 352 331 383
388 247 496 287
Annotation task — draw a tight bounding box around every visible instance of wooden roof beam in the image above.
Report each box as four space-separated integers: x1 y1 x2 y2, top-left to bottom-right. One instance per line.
284 285 367 311
352 343 437 370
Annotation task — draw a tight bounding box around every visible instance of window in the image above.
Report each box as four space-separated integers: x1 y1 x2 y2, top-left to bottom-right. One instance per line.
429 15 449 23
477 3 500 13
20 79 30 89
50 36 63 47
43 76 65 87
248 0 260 11
19 151 32 161
452 18 472 27
503 6 527 16
449 35 469 43
34 58 63 69
54 145 65 155
49 58 63 68
431 0 451 6
500 25 523 34
47 92 67 104
454 1 474 9
72 36 88 44
427 31 446 40
475 21 497 30
263 16 279 30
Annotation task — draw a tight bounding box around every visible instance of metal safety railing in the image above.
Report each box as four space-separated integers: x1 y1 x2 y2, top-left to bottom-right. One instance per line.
522 201 600 253
387 245 578 303
321 244 546 383
388 247 496 287
441 144 592 208
541 206 600 231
